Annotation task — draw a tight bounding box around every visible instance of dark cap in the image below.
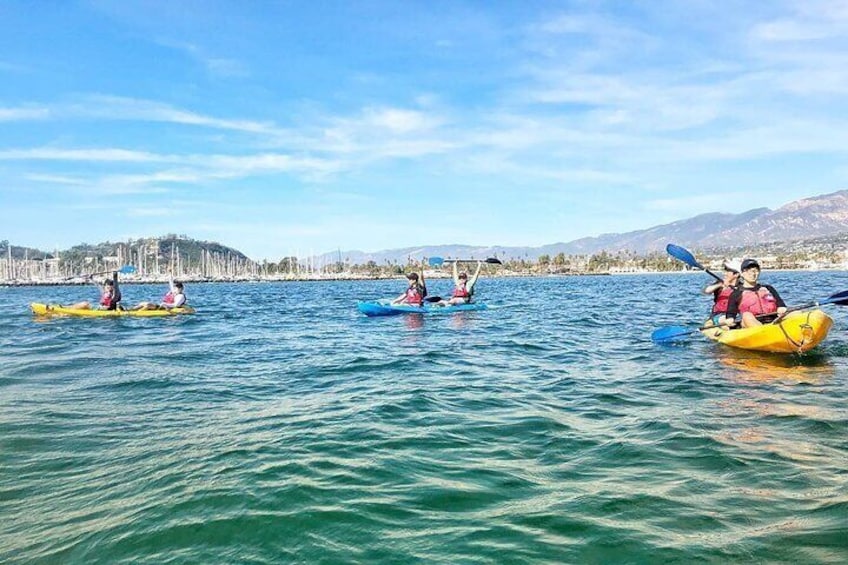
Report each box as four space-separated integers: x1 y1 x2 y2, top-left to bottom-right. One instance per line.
406 272 419 280
458 272 467 280
741 258 760 271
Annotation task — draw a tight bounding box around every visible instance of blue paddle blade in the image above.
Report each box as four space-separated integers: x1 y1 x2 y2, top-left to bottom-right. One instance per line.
119 265 136 274
428 257 445 267
666 244 704 271
823 289 848 306
651 325 694 343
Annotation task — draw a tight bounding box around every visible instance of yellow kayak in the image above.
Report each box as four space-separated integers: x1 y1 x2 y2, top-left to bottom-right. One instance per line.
701 309 832 353
31 303 196 318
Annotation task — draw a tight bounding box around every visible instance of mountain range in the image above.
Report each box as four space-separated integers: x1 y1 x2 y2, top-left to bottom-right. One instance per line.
325 190 848 264
5 190 848 265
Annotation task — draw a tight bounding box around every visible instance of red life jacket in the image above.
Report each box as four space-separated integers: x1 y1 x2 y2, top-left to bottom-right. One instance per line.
162 291 175 305
404 285 423 306
452 283 470 299
712 286 733 314
100 291 113 307
738 286 778 316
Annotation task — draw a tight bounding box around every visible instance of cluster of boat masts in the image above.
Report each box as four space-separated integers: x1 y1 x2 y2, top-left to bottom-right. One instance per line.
1 270 473 286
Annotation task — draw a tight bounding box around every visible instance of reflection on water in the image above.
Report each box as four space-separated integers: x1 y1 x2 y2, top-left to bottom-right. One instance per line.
404 313 424 330
714 347 836 385
710 347 841 465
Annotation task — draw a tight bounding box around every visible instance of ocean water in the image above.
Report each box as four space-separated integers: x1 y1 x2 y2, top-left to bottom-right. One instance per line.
1 273 847 564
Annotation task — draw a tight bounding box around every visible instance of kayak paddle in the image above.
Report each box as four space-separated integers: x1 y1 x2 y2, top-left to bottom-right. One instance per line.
428 256 503 267
651 322 732 343
63 265 137 281
666 244 722 282
781 289 848 315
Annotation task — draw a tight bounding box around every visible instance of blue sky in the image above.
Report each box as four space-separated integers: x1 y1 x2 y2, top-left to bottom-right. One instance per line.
2 1 847 260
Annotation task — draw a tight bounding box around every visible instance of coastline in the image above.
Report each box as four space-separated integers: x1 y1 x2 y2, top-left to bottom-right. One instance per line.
3 267 844 287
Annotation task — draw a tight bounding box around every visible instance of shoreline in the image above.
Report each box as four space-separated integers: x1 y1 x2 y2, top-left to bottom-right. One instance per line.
2 267 845 287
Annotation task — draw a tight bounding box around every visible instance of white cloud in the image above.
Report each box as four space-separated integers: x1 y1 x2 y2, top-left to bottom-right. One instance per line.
24 174 87 185
364 107 440 133
68 95 273 133
152 38 250 78
751 19 833 41
0 106 49 121
0 148 164 162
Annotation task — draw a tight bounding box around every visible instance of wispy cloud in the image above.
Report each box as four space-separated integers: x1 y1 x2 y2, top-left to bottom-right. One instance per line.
0 148 164 162
153 38 249 78
0 106 49 121
24 173 88 185
67 95 272 133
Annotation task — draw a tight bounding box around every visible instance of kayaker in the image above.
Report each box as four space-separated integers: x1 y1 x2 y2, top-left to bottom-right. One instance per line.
702 258 741 326
445 260 483 305
68 272 122 310
391 272 427 306
723 259 787 328
132 276 187 310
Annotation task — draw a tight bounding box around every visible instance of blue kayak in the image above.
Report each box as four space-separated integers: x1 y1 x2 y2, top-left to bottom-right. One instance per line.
357 300 488 317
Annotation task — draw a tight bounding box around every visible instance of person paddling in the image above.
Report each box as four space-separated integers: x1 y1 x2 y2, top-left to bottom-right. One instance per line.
723 259 787 328
392 271 427 306
702 259 741 327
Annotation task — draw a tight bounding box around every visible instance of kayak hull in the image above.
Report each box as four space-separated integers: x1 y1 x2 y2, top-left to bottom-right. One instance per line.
357 300 488 317
31 303 196 318
700 309 832 353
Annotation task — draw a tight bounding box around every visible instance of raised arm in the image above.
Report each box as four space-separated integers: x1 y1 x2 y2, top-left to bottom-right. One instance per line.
420 263 427 297
466 261 483 293
112 271 121 303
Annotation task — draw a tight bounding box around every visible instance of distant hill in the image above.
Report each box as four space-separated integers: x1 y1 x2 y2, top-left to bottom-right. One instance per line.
0 240 55 260
2 235 254 277
323 190 848 263
58 235 251 265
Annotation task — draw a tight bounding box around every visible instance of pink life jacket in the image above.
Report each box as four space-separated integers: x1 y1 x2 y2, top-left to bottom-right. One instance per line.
162 291 175 305
738 286 778 316
453 283 470 299
404 285 423 306
99 291 113 307
712 286 733 314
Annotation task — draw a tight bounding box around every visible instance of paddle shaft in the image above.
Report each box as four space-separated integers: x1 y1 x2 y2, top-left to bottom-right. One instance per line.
449 257 502 264
63 265 135 281
428 256 502 266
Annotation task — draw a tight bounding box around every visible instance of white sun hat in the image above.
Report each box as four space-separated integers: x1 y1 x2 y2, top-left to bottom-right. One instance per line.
722 258 743 273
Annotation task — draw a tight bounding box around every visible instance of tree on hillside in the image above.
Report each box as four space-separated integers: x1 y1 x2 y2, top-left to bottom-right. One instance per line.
553 252 566 267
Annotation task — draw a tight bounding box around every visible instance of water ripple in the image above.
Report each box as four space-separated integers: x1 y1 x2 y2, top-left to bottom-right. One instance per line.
1 276 847 563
